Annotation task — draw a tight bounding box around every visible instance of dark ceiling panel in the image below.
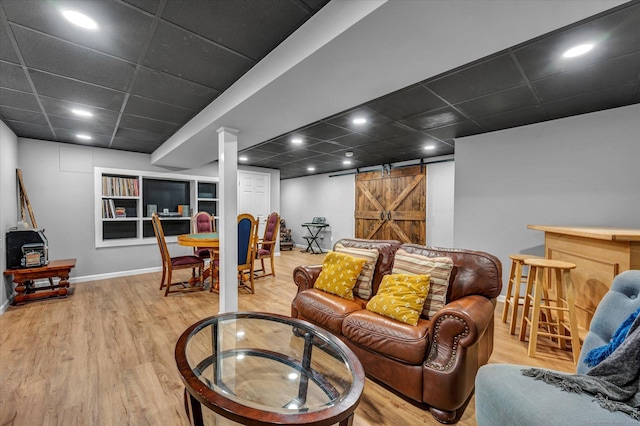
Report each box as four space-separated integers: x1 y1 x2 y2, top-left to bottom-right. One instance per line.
0 60 30 91
543 82 638 120
424 121 484 141
366 85 447 120
161 0 322 60
426 54 526 103
124 95 195 124
1 0 153 62
0 20 19 63
29 69 126 111
40 96 119 126
54 128 111 147
11 25 136 91
357 121 415 140
143 21 254 90
474 105 549 133
119 114 180 136
122 0 159 14
533 53 640 102
0 105 47 126
131 67 219 110
5 119 54 140
400 106 467 131
296 122 351 140
331 132 377 148
48 115 114 136
0 88 40 111
456 85 540 117
115 127 165 144
325 106 393 131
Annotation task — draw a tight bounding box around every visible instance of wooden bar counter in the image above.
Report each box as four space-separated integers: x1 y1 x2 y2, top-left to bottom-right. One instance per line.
527 225 640 331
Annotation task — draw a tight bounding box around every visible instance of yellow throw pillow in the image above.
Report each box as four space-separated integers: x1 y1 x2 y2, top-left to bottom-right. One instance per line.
334 243 379 300
314 252 367 300
366 274 431 326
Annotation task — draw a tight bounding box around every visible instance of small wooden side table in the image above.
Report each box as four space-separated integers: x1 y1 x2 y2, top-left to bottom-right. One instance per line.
4 258 76 305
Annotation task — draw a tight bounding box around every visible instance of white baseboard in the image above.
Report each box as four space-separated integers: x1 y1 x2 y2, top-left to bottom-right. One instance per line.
70 266 163 284
0 298 12 314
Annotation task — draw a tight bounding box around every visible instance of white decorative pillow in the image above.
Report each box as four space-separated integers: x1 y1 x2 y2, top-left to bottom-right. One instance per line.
334 243 379 300
391 249 454 318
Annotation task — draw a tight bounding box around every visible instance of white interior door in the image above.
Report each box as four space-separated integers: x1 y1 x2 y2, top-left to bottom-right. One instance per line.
238 171 270 236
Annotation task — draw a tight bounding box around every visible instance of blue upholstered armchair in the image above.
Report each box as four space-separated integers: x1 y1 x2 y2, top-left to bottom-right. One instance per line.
475 269 640 425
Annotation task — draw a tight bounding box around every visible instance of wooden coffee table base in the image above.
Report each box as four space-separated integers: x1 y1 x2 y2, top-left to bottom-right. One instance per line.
4 259 76 305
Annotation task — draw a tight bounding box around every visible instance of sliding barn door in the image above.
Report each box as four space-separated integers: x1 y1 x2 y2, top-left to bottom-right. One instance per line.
355 165 426 245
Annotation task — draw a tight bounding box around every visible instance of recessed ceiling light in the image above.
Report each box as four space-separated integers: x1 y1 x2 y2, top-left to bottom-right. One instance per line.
307 166 315 172
71 108 93 118
562 43 594 58
345 151 353 157
291 138 302 144
238 156 248 161
352 118 367 125
76 133 92 140
343 159 352 165
424 145 436 150
62 10 98 30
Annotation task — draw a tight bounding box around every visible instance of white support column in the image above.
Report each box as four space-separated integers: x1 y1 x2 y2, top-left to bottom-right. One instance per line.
217 127 239 313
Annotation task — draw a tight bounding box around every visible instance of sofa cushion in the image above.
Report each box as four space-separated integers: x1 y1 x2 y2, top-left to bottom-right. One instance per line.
295 288 366 335
342 309 430 365
314 251 367 300
334 243 379 300
392 249 454 318
366 274 431 326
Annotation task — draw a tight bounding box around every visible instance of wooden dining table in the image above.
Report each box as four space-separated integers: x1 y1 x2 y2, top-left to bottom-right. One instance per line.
177 232 219 290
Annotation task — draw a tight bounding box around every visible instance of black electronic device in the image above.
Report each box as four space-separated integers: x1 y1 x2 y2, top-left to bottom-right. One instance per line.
6 229 49 269
311 217 326 224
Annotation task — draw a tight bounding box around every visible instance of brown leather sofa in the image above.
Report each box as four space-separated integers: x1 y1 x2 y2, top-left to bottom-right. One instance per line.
291 238 502 423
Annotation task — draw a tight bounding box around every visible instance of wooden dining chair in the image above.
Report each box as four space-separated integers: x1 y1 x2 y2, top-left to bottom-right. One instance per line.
254 212 280 278
151 213 204 296
211 213 259 294
191 211 217 258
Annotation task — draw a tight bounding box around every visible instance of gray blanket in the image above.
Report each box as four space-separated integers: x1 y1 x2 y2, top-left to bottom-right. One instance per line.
522 314 640 419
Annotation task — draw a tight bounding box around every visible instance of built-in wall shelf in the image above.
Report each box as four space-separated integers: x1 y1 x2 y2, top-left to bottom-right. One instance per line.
94 167 218 248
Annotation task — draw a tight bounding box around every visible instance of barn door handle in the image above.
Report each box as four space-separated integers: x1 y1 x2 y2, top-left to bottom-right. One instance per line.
387 211 392 221
380 211 385 221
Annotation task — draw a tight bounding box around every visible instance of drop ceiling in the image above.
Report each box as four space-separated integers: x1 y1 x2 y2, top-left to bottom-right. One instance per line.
1 0 639 180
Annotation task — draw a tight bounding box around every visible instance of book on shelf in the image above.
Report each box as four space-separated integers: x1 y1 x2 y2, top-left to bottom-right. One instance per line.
102 176 139 197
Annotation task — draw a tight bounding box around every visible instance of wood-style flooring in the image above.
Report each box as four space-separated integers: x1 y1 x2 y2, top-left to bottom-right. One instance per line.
0 249 575 425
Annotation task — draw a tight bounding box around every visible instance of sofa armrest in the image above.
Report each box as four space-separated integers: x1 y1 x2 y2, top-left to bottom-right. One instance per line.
421 295 495 416
293 265 323 293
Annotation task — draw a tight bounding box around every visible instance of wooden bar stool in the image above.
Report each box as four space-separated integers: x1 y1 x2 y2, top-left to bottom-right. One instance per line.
501 254 543 335
519 258 580 364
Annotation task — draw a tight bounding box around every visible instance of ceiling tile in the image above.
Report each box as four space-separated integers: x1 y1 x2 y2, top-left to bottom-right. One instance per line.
331 133 377 148
514 2 640 82
40 97 119 126
533 53 640 102
358 121 414 140
11 25 136 91
474 105 549 132
54 128 111 147
29 69 126 111
161 0 323 60
0 21 19 64
115 127 165 144
238 148 277 161
426 53 525 103
456 85 540 117
131 67 219 110
48 115 115 136
111 137 162 153
400 106 467 131
386 132 438 149
143 21 254 90
0 88 40 111
0 60 31 91
122 0 159 14
124 95 195 124
0 105 48 126
5 119 54 140
305 141 346 154
366 85 447 119
119 114 180 136
424 120 484 141
543 82 637 120
2 0 153 62
296 122 351 140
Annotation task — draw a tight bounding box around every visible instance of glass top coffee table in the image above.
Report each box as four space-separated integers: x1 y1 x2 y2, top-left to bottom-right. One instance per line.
175 312 365 426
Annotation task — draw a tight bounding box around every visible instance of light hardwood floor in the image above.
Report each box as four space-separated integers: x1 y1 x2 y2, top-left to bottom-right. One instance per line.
0 249 575 426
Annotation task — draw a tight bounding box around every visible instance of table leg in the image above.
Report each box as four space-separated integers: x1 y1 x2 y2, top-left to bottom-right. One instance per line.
185 389 204 426
13 278 28 305
339 413 355 426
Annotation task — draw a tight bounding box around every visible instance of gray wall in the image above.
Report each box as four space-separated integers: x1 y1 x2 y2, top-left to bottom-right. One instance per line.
454 103 640 290
15 138 279 281
1 121 19 312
